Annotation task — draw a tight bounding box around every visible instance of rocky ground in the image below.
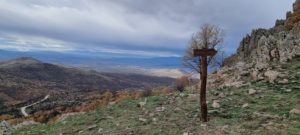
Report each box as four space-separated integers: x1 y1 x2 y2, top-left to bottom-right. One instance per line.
10 57 300 135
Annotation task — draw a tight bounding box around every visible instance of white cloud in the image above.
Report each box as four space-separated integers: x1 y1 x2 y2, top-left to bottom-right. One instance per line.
0 34 74 52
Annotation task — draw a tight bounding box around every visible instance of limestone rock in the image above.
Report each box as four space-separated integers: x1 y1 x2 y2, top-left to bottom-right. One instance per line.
264 70 279 83
251 70 259 80
278 79 289 84
98 128 103 133
285 89 292 92
212 100 220 108
13 120 39 129
187 94 198 101
248 89 257 95
137 99 147 108
242 103 249 108
139 118 147 122
223 1 300 78
290 108 300 114
218 93 225 98
155 106 165 112
87 125 97 130
0 121 11 135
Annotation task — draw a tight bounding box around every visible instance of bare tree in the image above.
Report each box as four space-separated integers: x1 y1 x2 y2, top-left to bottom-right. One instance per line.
182 24 224 73
182 23 224 122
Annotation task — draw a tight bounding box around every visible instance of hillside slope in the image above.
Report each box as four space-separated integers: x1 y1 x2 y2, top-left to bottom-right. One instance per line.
12 56 300 135
0 57 174 119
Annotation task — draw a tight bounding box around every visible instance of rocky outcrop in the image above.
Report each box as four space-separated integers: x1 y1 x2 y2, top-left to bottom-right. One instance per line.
285 0 300 29
225 1 300 69
216 1 300 86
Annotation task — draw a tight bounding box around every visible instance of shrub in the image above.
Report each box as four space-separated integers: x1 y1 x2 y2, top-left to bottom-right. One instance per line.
151 86 172 96
176 76 190 92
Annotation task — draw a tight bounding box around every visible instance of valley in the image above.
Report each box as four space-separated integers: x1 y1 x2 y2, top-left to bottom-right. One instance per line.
0 57 175 124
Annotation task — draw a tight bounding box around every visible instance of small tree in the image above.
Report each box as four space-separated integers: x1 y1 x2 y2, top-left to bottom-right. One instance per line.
182 24 224 72
182 23 224 122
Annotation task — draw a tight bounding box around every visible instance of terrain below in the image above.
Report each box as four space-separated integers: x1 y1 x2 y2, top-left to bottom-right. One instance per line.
12 57 300 135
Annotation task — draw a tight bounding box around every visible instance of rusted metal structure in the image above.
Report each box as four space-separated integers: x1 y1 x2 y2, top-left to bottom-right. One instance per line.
193 48 217 122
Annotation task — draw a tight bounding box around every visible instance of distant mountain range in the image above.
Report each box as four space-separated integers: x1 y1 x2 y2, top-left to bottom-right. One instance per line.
0 57 174 109
0 49 182 71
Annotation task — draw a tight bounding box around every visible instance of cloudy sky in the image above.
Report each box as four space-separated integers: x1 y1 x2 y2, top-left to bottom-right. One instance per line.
0 0 296 58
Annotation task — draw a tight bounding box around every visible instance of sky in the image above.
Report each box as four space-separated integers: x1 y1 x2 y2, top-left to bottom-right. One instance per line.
0 0 296 58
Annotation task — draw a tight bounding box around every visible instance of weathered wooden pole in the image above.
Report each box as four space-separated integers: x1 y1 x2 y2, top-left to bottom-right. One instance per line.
193 48 217 122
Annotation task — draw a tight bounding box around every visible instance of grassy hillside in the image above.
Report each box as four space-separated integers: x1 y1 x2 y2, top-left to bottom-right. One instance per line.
0 57 174 120
12 58 300 135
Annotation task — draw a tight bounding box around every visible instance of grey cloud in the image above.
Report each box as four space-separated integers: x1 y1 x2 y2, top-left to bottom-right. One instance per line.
0 0 296 56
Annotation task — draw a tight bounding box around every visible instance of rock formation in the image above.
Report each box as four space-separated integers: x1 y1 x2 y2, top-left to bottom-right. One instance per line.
285 0 300 29
213 0 300 87
224 0 300 69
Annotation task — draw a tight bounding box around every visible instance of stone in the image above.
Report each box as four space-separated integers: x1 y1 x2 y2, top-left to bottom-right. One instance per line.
240 71 250 76
251 70 259 80
149 113 155 117
87 125 97 130
285 89 292 92
0 121 11 135
278 79 289 84
290 108 300 114
109 102 116 105
179 93 186 97
248 89 257 95
139 118 147 122
200 124 207 127
174 107 182 111
152 118 158 122
187 94 198 101
212 100 220 108
264 70 279 83
13 120 39 129
155 107 165 112
242 103 249 108
137 99 147 108
219 93 225 98
183 133 189 135
98 128 103 133
222 125 229 131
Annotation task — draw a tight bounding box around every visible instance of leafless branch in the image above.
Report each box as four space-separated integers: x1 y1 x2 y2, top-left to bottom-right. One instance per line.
182 23 225 74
